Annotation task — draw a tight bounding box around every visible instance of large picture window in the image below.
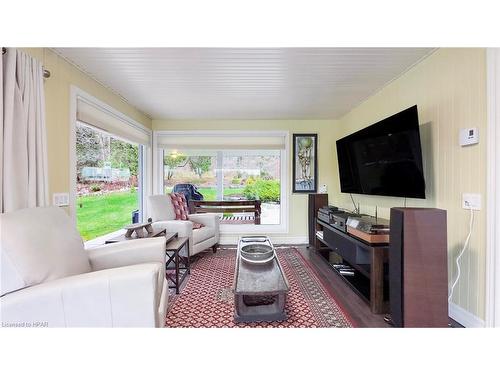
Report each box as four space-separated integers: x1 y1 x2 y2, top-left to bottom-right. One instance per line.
76 122 143 240
156 130 288 231
163 149 281 225
71 88 152 243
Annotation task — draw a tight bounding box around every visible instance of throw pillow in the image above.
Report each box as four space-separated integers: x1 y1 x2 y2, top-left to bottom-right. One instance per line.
169 192 205 229
191 221 204 230
169 192 189 220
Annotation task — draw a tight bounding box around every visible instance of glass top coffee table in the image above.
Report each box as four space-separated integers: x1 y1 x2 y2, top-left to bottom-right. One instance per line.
233 236 290 323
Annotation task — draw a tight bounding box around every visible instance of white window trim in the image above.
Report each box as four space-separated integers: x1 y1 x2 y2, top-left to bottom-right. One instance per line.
153 130 290 234
486 48 500 328
69 86 153 228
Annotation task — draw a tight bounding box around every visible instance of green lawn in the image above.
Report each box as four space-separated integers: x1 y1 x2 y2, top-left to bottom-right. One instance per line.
165 187 245 200
77 191 138 241
77 187 246 241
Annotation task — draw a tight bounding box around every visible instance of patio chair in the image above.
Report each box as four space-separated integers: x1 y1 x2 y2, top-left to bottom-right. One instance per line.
172 183 204 205
148 194 219 256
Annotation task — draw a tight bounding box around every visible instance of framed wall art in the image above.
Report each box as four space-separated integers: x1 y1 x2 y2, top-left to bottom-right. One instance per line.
292 133 318 193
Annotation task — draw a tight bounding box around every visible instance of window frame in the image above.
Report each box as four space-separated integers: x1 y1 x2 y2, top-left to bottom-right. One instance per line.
153 130 289 234
69 86 152 236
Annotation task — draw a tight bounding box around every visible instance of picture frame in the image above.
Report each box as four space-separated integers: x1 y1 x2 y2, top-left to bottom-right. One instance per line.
292 133 318 193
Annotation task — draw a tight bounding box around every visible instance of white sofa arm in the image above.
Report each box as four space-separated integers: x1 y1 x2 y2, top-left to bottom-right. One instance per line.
0 263 163 327
188 213 218 228
189 213 220 243
152 220 193 238
87 237 166 271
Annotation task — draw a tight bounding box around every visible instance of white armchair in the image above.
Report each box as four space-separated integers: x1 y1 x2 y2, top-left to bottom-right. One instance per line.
148 195 219 256
0 207 168 328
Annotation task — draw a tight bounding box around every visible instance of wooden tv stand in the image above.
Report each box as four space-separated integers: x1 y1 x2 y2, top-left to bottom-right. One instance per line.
315 219 389 314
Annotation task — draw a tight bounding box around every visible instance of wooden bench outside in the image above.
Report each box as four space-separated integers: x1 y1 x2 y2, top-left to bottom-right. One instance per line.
190 200 261 225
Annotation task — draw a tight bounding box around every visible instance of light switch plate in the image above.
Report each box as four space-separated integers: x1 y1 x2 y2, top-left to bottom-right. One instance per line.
53 193 70 207
319 184 328 193
462 193 481 210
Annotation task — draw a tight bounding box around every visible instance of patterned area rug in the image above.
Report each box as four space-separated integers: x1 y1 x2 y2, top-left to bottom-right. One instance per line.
165 247 354 328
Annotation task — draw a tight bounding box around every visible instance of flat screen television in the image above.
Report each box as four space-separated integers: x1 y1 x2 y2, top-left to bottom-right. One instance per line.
336 105 425 199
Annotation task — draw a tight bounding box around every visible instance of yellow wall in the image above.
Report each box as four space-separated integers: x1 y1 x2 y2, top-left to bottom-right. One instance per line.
21 48 152 202
152 119 341 242
335 48 487 319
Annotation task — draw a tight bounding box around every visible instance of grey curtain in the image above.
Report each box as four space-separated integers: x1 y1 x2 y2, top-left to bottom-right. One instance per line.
1 48 48 213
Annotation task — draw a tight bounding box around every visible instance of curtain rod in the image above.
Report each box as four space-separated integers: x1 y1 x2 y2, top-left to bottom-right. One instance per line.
2 47 51 79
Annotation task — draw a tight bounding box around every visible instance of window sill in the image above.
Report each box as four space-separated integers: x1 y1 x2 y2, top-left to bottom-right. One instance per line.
83 223 288 250
219 223 288 234
84 229 125 250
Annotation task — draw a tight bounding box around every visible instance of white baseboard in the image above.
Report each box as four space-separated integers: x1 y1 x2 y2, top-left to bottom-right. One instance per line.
219 235 308 246
449 302 485 328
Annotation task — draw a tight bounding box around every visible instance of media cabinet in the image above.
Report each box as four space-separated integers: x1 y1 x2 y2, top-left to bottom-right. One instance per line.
315 218 389 314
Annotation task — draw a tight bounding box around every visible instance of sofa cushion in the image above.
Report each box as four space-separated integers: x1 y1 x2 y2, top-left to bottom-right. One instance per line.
0 207 92 296
192 226 215 244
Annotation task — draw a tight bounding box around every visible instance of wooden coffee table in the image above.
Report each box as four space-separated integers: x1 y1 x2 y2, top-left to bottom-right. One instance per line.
233 236 290 322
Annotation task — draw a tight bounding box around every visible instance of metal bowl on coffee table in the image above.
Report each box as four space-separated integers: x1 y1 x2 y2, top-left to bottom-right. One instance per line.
233 236 290 323
240 243 275 264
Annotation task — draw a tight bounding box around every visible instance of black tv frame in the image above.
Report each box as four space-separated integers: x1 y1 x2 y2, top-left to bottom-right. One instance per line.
336 105 425 199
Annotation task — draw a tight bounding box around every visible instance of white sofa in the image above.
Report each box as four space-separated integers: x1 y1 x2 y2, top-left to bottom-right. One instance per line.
148 195 219 256
0 207 168 328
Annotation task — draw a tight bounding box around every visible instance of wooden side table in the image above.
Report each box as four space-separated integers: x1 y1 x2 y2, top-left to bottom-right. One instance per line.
104 230 190 294
105 228 176 244
165 236 190 294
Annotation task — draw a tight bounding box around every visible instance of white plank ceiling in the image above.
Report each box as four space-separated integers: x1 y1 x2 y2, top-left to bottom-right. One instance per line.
53 48 434 120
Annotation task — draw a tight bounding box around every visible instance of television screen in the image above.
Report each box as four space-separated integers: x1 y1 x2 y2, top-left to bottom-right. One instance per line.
336 105 425 199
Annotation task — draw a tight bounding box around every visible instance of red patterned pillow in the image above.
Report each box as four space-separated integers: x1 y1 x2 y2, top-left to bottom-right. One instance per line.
191 221 204 229
169 193 205 229
169 193 189 220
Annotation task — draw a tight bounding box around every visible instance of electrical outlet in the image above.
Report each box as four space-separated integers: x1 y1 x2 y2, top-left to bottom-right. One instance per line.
462 193 481 210
53 192 69 207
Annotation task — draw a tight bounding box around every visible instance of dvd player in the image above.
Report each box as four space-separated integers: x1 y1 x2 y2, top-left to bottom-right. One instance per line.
317 209 331 224
331 212 361 232
318 206 362 232
318 206 342 225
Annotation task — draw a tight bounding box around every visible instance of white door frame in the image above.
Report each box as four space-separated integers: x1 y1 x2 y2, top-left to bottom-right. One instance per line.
486 48 500 327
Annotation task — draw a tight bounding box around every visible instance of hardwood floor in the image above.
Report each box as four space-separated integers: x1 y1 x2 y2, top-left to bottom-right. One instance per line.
292 245 390 327
290 244 463 328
